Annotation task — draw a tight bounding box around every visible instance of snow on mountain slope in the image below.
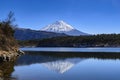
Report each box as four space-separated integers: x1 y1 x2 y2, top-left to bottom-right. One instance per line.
41 20 74 32
41 20 88 36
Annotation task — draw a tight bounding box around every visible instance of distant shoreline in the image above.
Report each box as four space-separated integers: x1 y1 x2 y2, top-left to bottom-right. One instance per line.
20 47 120 53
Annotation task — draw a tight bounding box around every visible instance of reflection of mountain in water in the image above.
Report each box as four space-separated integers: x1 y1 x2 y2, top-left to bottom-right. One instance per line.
15 51 120 67
15 54 84 67
15 54 68 66
15 53 85 74
15 51 120 74
42 58 84 74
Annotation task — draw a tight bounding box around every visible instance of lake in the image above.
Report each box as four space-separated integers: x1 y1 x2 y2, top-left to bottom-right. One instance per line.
1 47 120 80
20 47 120 52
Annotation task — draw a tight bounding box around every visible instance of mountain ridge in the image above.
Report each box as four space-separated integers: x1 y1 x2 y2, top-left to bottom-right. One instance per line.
14 27 66 40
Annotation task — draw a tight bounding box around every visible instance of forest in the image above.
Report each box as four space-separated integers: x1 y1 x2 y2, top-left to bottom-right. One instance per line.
19 34 120 47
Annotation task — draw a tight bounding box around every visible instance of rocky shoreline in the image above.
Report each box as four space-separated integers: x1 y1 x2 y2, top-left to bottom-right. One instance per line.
0 50 24 61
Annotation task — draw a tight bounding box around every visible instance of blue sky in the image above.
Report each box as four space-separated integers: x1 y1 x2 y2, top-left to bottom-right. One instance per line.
0 0 120 34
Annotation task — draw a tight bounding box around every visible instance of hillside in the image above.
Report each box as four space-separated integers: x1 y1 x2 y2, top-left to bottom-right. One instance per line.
0 14 23 61
0 22 18 51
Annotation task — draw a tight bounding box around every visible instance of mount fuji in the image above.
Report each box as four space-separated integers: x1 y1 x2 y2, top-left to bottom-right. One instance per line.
41 20 88 36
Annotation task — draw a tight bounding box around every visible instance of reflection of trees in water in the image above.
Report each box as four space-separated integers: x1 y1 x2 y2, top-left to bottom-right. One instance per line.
25 51 120 59
15 51 120 66
0 61 17 80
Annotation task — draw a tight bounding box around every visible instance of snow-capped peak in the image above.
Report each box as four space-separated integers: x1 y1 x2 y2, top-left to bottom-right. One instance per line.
41 20 74 32
40 20 89 36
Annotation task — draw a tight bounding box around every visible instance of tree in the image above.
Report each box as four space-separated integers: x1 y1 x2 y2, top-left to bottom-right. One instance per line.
5 11 15 25
0 11 15 36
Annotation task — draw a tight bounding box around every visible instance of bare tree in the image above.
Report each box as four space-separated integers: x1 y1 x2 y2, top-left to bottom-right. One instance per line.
5 11 15 24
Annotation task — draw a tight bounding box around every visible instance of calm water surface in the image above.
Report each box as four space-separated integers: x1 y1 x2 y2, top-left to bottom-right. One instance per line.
0 48 120 80
20 47 120 52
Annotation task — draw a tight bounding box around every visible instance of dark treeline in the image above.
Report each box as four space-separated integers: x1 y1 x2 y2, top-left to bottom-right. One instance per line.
18 40 40 47
38 34 120 47
19 34 120 47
